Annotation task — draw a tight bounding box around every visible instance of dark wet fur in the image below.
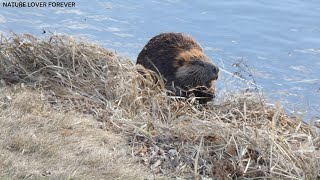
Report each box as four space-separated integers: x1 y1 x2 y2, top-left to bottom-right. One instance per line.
137 32 219 103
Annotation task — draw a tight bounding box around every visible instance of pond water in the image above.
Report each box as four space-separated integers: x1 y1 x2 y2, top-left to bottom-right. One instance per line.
0 0 319 120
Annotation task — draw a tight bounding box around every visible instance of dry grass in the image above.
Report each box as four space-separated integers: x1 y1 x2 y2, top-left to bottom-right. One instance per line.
0 87 151 179
0 33 319 179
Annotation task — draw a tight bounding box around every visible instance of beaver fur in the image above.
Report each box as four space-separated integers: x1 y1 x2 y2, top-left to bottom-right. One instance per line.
137 32 219 103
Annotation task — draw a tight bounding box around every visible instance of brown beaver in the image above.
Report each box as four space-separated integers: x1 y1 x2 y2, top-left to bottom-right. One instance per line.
137 32 219 103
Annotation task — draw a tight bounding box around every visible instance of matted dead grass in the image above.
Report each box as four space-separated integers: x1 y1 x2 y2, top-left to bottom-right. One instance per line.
0 87 151 179
0 33 319 179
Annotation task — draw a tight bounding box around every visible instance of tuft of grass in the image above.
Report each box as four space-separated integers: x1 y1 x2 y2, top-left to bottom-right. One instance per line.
0 33 319 179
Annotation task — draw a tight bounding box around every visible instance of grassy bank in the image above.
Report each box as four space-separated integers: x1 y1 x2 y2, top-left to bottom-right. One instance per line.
0 34 319 179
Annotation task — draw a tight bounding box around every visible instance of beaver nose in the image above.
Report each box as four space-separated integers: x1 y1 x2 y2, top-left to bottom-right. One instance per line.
212 66 219 80
213 66 219 74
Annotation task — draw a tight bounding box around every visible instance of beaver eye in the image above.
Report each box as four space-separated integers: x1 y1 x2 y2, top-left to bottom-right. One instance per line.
178 60 184 66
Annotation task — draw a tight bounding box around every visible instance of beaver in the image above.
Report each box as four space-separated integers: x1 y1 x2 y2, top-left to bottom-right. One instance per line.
137 32 219 103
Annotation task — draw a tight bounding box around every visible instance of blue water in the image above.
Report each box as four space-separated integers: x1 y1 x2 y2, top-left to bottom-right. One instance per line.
0 0 319 120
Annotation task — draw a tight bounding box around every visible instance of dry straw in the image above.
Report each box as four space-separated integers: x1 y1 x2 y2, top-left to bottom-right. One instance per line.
0 33 319 179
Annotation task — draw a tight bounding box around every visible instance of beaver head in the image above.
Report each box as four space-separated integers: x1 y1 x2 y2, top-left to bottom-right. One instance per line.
137 32 219 103
173 48 219 103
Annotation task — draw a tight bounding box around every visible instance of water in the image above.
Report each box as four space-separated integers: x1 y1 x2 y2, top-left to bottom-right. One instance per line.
0 0 319 120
